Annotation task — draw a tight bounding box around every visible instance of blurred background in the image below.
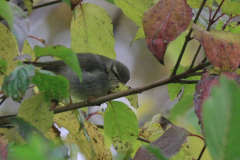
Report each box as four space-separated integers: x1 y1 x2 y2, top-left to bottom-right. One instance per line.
0 0 211 159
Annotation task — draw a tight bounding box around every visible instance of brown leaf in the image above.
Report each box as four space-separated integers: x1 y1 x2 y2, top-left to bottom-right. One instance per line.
0 133 8 160
143 0 193 64
134 125 191 159
192 23 240 71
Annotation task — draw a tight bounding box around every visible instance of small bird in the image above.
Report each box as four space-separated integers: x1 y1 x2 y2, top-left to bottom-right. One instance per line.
24 53 130 100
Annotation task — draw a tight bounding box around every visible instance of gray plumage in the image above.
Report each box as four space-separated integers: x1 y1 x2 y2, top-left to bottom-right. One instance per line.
25 53 130 100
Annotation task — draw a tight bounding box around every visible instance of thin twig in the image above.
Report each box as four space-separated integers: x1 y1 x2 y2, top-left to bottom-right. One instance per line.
0 96 6 106
197 145 206 160
138 137 150 143
171 0 208 76
189 44 202 69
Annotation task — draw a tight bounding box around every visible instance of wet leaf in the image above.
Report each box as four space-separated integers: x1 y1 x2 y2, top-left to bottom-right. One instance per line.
192 23 240 71
71 3 116 59
2 65 36 102
143 0 193 63
104 101 139 153
0 23 18 85
111 83 138 109
34 45 82 82
31 70 69 103
203 76 240 160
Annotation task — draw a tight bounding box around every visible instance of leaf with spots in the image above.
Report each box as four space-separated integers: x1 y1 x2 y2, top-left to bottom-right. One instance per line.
23 0 33 14
54 111 112 160
2 64 36 102
17 94 54 134
71 3 116 59
143 0 193 64
111 83 139 109
0 23 18 85
34 45 82 82
134 125 191 159
104 101 139 153
31 70 69 103
192 23 240 71
0 58 7 76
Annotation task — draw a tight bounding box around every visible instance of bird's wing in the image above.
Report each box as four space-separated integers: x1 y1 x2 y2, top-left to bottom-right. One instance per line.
77 53 106 73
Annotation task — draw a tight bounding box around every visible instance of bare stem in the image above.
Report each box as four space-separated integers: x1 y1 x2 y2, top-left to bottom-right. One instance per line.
197 145 206 160
171 0 208 76
23 0 62 12
189 44 202 69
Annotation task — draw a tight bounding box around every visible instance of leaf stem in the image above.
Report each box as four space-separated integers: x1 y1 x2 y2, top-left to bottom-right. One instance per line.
27 36 48 47
189 44 202 69
197 144 206 160
171 0 208 76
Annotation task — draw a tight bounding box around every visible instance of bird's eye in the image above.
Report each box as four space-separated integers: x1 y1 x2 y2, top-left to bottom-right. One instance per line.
113 72 119 79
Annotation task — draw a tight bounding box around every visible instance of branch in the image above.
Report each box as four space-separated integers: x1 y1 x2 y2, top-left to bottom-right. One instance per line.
171 0 208 76
189 44 202 69
23 0 62 12
197 144 206 160
0 62 211 125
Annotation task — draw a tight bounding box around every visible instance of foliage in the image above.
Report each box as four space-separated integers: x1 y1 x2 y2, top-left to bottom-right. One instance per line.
0 0 240 159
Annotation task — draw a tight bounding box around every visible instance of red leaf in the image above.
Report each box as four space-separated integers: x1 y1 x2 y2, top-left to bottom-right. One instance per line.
194 71 240 122
192 24 240 71
143 0 193 64
134 125 190 159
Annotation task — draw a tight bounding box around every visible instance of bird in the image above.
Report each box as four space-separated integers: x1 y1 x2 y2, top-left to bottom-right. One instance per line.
24 53 130 100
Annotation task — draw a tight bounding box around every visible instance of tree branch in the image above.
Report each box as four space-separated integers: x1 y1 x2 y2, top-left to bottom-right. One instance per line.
0 62 211 125
171 0 208 76
23 0 62 12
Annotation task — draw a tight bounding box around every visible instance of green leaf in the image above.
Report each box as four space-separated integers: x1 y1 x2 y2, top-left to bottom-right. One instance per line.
131 27 145 46
113 0 154 26
2 65 35 102
187 0 213 9
17 94 54 134
71 3 116 59
169 96 194 121
9 2 30 52
218 1 240 15
9 117 45 141
0 58 7 76
104 101 139 153
111 83 138 109
31 70 69 103
0 23 18 85
144 145 167 160
167 65 200 101
22 40 36 60
23 0 33 14
0 0 13 29
34 45 82 82
203 76 240 160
